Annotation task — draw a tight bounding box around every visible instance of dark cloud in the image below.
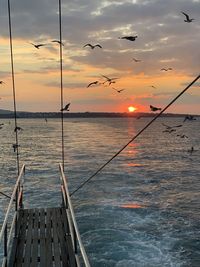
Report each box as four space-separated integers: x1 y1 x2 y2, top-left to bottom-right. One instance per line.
1 0 199 101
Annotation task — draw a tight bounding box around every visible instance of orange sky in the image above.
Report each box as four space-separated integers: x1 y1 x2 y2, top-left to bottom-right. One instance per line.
0 1 200 114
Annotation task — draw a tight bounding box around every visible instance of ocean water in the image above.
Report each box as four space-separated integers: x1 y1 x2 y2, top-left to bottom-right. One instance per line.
0 117 199 266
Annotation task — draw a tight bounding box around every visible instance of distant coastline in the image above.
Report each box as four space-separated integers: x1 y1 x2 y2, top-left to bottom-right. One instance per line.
0 109 199 119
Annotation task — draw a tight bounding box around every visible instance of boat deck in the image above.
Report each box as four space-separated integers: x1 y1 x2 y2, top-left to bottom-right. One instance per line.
9 207 76 267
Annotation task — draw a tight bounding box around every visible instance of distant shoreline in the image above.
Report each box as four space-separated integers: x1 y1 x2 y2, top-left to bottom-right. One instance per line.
0 110 199 119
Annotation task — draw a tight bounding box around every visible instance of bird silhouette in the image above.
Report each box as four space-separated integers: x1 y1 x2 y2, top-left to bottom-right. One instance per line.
161 68 172 71
177 134 188 139
83 44 102 49
181 12 194 23
163 129 176 133
12 144 20 152
119 36 137 41
14 126 23 132
183 115 196 122
162 123 182 129
60 103 70 111
132 58 141 62
188 146 194 155
87 81 99 87
149 85 157 89
51 40 64 46
29 42 46 49
102 75 119 86
150 105 162 112
112 88 125 93
0 81 5 84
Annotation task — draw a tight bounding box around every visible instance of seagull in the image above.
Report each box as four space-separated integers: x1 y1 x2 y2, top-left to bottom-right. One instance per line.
119 36 138 41
0 81 5 84
101 75 119 86
51 40 64 46
87 81 99 88
150 105 162 112
161 68 172 71
163 129 176 133
149 85 157 89
162 123 183 129
29 42 46 49
188 146 194 155
14 126 23 132
177 134 188 138
183 115 196 122
60 103 70 112
12 144 20 152
181 12 194 23
132 58 141 62
112 88 125 93
83 44 102 49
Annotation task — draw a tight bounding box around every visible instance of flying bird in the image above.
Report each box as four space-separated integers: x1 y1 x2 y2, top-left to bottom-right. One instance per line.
29 42 46 49
119 36 138 41
162 123 183 130
177 134 188 139
181 12 194 23
183 115 196 122
60 103 70 112
51 40 64 46
150 105 162 112
188 146 194 155
112 88 125 93
12 144 20 152
149 85 157 89
132 58 141 62
101 75 119 86
83 44 102 49
14 126 23 132
163 129 176 134
161 68 172 71
0 81 5 84
87 81 99 87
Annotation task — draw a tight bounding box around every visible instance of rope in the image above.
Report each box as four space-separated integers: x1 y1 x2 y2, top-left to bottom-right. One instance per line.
0 191 11 200
58 0 65 171
8 0 20 175
70 74 200 196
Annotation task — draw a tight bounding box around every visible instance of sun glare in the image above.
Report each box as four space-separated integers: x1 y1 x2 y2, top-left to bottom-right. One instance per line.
128 106 137 112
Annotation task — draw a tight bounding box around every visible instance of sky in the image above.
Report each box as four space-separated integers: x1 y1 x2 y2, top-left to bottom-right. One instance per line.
0 0 200 114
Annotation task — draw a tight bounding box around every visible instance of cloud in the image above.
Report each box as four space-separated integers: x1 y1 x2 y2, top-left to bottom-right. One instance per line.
1 0 199 75
0 71 10 79
0 0 199 112
44 81 86 89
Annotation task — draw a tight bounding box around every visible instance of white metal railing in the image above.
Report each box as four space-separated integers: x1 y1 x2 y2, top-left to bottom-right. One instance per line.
0 164 25 267
59 163 91 267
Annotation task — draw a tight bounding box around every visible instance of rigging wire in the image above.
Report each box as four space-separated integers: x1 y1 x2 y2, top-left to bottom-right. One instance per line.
0 191 11 200
58 0 65 170
7 0 20 175
70 74 200 196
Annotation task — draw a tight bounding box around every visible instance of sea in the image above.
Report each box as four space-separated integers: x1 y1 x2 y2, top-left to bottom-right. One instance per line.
0 117 199 267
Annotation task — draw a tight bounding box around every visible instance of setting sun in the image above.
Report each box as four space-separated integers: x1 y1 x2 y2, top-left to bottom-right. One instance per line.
128 106 137 112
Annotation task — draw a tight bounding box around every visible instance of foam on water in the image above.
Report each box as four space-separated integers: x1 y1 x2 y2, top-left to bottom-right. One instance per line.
0 117 200 266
